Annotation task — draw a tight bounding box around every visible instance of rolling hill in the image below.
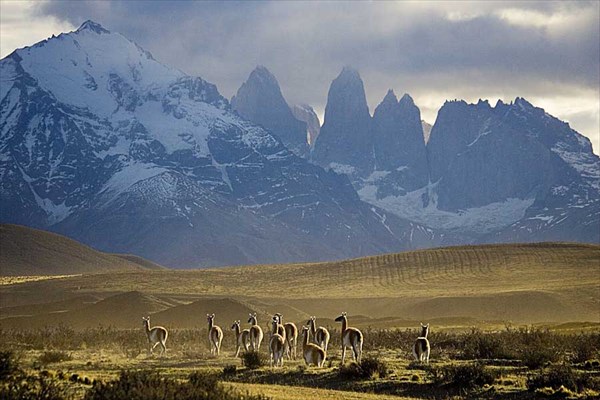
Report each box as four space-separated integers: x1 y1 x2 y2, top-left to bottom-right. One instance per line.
0 224 165 276
0 242 598 327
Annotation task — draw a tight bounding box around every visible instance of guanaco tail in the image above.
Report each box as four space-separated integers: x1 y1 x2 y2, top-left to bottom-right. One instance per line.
275 313 298 360
206 313 223 356
142 316 168 356
269 331 285 367
412 323 430 363
247 313 264 351
335 312 363 364
301 326 326 367
308 316 330 352
231 320 250 357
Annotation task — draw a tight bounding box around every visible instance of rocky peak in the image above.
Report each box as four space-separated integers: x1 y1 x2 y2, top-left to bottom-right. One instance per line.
372 90 428 188
312 67 373 174
77 20 110 34
231 66 308 156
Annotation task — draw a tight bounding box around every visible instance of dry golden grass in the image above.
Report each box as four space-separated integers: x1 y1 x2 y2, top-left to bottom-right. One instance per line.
225 382 408 400
1 242 598 327
0 274 81 286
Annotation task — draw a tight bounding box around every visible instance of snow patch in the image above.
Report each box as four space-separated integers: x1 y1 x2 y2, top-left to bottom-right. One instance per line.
358 184 535 234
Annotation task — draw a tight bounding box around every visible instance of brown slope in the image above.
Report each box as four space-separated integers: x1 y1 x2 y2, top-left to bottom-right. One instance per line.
0 291 174 329
0 224 166 276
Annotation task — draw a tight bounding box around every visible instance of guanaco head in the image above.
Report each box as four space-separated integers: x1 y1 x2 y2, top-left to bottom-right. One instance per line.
231 320 240 330
248 313 257 324
420 323 429 337
142 316 150 326
307 316 316 325
274 313 282 323
207 313 215 324
335 312 347 323
301 325 310 338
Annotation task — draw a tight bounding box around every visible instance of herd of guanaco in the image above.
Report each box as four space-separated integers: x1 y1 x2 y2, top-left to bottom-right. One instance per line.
142 313 431 367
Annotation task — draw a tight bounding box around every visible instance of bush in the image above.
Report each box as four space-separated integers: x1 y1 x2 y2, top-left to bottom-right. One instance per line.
427 362 497 390
521 347 560 370
241 351 267 370
339 356 389 380
0 350 19 381
0 354 70 400
39 351 72 365
223 365 237 375
461 331 512 360
84 370 267 400
527 364 591 393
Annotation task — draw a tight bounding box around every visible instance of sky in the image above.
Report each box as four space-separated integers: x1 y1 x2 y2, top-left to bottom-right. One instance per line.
1 0 598 153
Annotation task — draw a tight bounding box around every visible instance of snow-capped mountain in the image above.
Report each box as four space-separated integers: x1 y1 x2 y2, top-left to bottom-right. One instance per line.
231 66 309 157
0 21 450 267
311 69 599 242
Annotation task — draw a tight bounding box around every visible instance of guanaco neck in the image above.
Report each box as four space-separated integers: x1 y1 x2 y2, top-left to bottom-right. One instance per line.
302 330 310 349
208 319 214 331
341 317 348 338
233 324 240 337
144 320 151 335
421 327 428 338
250 317 257 326
309 319 316 336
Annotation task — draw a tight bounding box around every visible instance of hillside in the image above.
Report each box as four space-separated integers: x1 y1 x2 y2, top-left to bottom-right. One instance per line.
0 224 165 276
1 242 598 327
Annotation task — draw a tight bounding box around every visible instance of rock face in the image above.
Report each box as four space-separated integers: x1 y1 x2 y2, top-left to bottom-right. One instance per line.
291 104 320 147
372 91 429 194
311 67 373 175
364 97 599 242
231 66 309 157
0 21 448 268
309 68 598 244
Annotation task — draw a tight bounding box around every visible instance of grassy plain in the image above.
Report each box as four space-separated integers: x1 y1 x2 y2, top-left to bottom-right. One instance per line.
1 241 599 398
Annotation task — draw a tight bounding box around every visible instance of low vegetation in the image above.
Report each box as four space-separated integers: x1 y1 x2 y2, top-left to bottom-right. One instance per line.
1 325 599 399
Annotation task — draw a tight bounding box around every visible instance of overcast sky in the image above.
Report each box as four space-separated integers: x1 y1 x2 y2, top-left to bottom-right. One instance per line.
1 0 598 153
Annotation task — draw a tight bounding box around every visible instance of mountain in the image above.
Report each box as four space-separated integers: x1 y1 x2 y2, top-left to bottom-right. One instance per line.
371 90 429 194
231 66 309 156
368 99 599 240
311 67 373 174
310 68 599 244
291 104 320 147
0 224 164 275
0 21 447 268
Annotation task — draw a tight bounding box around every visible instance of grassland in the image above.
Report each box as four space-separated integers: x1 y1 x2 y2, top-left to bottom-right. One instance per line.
1 240 599 398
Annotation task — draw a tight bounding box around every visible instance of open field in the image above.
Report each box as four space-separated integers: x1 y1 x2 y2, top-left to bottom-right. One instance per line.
1 240 599 398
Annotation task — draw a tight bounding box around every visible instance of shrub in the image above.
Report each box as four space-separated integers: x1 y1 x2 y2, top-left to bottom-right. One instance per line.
241 351 267 370
0 350 19 381
521 347 560 369
0 354 70 400
339 356 389 380
223 365 237 375
427 362 497 390
527 364 591 393
461 331 511 360
39 351 72 365
84 370 267 400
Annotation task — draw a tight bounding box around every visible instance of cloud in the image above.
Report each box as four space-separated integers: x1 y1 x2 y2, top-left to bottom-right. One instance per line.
0 0 75 58
4 0 599 152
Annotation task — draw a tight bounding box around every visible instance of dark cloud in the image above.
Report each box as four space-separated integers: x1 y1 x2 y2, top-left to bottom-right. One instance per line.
35 1 599 149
